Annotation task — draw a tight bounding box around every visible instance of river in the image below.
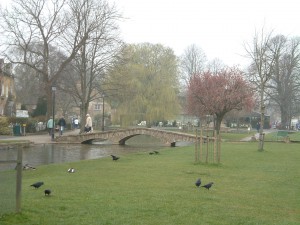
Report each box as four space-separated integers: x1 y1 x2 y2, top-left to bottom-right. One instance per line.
0 135 192 171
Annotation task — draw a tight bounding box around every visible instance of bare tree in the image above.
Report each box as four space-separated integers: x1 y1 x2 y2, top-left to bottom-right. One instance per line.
180 44 207 86
58 0 123 132
207 58 225 74
244 28 275 151
0 0 91 118
266 35 300 129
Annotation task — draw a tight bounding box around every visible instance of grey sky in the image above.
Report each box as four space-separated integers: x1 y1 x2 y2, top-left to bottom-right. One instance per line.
1 0 299 67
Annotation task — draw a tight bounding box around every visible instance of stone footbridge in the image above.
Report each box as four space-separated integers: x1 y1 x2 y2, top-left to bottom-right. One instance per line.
56 128 199 146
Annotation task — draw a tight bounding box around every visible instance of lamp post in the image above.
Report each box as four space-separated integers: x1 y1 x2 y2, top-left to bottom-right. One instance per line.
102 93 105 131
51 85 56 141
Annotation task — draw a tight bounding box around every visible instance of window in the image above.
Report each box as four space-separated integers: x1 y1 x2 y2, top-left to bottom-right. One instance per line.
94 103 101 110
5 85 8 97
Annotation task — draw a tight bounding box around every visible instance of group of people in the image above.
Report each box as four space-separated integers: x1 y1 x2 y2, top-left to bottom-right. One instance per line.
47 114 93 136
47 116 66 136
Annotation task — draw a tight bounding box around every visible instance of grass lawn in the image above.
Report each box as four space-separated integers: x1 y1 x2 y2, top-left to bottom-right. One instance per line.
265 130 300 142
0 142 299 225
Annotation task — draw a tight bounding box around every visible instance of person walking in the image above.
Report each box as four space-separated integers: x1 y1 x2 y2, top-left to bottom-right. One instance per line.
58 116 66 136
85 114 93 133
47 117 54 136
74 118 79 129
256 122 261 133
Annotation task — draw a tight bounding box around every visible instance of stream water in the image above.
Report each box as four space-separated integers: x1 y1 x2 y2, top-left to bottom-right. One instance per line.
0 135 193 171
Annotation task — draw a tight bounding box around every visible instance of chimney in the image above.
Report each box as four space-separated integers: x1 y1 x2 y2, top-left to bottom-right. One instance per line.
0 58 4 72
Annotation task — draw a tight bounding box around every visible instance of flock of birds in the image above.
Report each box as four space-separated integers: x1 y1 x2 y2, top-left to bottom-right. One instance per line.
30 181 50 196
28 152 214 197
195 178 214 190
28 155 122 196
29 167 76 196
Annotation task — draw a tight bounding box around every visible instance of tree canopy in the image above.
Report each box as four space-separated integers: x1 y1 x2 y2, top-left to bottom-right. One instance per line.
106 43 180 126
187 67 254 134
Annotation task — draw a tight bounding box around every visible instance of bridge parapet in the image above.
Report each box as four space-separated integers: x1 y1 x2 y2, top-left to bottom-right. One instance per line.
56 128 200 146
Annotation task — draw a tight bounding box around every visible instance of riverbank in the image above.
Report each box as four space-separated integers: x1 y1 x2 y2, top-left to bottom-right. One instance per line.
0 129 80 144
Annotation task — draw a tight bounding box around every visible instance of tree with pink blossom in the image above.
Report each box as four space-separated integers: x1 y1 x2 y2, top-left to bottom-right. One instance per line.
187 67 255 135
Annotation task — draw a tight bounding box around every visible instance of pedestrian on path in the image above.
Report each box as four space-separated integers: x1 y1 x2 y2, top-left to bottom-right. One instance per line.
84 114 93 133
58 116 66 136
47 117 54 136
74 118 79 129
256 122 260 133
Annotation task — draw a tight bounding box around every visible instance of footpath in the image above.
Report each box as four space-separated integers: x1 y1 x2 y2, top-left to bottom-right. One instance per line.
0 129 80 144
239 129 277 141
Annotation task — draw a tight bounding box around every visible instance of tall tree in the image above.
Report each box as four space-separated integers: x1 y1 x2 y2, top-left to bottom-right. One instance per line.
106 43 180 126
244 29 275 151
266 35 300 128
0 0 93 118
58 0 123 132
206 58 225 74
180 44 207 86
187 67 254 135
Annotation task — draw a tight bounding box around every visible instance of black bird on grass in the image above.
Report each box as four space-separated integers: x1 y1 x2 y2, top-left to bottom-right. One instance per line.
111 155 120 161
195 178 201 188
154 151 159 154
44 189 51 196
149 152 154 155
30 181 44 189
202 182 214 190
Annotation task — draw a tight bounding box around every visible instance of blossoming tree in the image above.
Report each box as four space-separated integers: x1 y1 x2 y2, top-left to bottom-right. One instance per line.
187 67 255 135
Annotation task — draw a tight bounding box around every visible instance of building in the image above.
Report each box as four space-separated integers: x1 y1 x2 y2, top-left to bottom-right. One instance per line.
0 59 17 116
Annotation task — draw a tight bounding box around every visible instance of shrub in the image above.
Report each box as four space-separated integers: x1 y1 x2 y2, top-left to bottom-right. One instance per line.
0 116 12 135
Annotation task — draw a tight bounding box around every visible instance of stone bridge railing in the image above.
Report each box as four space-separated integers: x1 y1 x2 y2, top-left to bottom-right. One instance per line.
55 128 199 146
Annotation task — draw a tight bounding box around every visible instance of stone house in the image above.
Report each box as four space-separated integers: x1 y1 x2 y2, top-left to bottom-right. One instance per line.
0 59 17 116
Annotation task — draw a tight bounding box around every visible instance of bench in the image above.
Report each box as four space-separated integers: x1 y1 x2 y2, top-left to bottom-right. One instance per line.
276 130 289 141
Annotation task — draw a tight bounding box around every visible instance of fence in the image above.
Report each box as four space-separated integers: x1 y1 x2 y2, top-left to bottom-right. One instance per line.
194 128 221 164
0 148 22 215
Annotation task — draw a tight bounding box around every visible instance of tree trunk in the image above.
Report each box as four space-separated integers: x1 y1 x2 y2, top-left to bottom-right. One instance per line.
215 115 223 163
79 102 90 133
280 105 290 130
215 116 222 135
46 85 53 119
258 87 265 151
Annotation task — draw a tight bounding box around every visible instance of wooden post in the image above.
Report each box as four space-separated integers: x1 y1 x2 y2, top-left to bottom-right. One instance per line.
213 130 217 163
206 135 209 163
218 132 221 162
198 127 203 162
200 128 203 162
195 129 198 162
16 148 22 213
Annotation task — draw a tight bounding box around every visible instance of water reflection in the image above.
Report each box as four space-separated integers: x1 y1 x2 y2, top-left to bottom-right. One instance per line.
1 135 186 171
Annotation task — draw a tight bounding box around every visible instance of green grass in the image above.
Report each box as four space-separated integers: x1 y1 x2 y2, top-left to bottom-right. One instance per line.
1 142 300 225
265 130 300 142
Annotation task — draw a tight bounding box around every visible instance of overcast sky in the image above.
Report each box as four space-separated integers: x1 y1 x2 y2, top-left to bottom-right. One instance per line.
116 0 299 67
1 0 299 67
